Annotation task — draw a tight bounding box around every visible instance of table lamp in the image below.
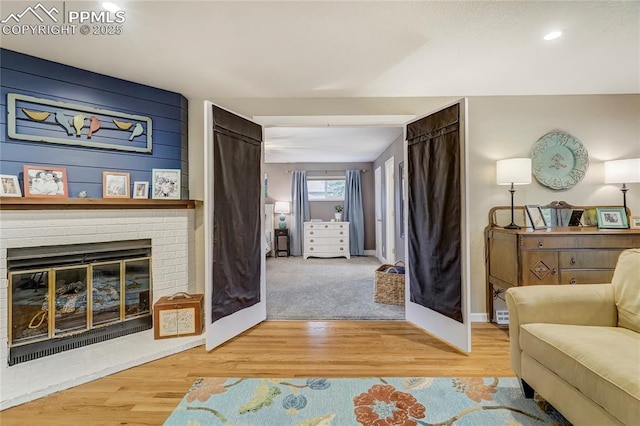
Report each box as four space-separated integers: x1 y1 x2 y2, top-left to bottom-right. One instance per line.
274 201 290 229
604 158 640 215
496 158 532 229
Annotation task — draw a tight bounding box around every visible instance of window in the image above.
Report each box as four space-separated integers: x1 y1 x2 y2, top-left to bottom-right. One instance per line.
307 179 345 200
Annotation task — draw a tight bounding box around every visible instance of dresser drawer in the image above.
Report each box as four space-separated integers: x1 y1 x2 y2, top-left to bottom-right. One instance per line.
305 229 348 237
305 222 348 230
558 250 622 269
306 237 348 245
559 269 615 285
306 245 349 254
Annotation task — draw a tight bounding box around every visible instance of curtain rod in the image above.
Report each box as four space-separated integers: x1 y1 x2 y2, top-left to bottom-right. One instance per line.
286 169 367 173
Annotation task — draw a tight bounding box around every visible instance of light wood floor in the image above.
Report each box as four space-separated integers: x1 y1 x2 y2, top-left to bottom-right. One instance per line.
1 321 511 425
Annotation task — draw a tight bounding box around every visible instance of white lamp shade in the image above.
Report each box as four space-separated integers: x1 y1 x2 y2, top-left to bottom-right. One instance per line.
604 158 640 184
496 158 532 185
274 201 290 214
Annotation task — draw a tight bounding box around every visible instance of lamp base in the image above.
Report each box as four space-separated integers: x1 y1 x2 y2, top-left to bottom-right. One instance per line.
278 214 287 229
503 223 521 230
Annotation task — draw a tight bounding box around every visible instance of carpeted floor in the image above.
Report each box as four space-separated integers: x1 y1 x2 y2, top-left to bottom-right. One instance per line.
164 377 570 425
266 255 405 320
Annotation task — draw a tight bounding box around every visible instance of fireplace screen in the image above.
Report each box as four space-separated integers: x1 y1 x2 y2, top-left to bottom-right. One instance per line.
7 240 152 365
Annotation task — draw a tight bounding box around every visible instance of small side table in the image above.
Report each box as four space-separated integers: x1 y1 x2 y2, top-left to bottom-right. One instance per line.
274 228 290 257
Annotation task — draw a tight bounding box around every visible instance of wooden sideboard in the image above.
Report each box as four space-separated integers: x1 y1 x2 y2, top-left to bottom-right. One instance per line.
485 226 640 323
303 221 350 259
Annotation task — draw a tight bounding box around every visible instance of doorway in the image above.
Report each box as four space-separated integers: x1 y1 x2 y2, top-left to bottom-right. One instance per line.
375 166 383 262
384 157 395 264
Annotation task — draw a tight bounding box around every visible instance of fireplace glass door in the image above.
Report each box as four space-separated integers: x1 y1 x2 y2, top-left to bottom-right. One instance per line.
10 269 49 346
92 262 122 326
54 266 89 335
124 259 151 318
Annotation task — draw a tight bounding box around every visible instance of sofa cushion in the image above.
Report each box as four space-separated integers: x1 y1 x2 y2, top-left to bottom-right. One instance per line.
613 248 640 333
520 323 640 426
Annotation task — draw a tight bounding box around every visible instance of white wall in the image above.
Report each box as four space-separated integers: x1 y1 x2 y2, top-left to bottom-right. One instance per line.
187 94 640 316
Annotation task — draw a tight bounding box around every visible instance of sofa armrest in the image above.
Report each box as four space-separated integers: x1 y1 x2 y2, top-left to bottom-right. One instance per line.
505 284 617 376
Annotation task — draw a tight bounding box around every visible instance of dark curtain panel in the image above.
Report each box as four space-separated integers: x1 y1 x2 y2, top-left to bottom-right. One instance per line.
290 170 310 256
344 170 364 255
211 106 262 322
407 103 462 322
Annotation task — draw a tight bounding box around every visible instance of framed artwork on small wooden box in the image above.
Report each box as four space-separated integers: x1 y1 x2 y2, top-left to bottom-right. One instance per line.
103 171 130 198
0 175 22 197
23 165 68 198
628 216 640 229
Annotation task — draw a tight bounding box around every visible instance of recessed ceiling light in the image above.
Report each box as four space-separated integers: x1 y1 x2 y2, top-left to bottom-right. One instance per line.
102 2 121 13
544 31 562 41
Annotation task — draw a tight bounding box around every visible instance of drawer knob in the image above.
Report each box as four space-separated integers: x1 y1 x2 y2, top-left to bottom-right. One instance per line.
310 247 314 251
340 247 344 251
538 242 544 248
325 225 328 228
310 239 314 243
552 268 557 275
340 225 343 228
570 278 577 285
570 257 576 265
339 239 343 243
339 231 343 235
310 231 314 235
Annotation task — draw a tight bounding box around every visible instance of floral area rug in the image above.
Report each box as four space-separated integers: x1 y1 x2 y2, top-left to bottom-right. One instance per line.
164 377 570 425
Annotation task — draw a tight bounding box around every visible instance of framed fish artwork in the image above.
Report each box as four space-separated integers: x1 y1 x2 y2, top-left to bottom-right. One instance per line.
6 93 152 153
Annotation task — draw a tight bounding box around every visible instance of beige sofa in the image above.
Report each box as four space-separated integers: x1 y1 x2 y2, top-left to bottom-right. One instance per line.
506 248 640 426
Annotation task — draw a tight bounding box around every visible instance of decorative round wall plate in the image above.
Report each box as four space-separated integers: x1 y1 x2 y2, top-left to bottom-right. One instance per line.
531 131 589 190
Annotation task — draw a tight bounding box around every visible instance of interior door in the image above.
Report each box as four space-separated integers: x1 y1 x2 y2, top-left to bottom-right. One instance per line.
204 101 266 351
375 167 383 261
404 99 471 353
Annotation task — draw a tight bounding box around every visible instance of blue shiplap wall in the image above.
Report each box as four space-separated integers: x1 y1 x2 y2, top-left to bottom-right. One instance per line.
0 48 188 199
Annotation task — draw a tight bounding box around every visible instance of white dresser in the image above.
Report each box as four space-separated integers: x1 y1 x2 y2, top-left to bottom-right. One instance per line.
303 222 350 259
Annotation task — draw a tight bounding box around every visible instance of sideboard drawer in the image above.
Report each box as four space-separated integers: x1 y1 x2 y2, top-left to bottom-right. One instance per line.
558 250 622 269
305 229 348 237
559 270 615 285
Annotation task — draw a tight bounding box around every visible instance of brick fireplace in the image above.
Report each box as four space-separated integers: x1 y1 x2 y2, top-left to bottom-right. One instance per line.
0 203 203 409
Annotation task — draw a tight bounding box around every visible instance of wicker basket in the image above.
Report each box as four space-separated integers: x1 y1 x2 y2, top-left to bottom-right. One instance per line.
374 261 405 305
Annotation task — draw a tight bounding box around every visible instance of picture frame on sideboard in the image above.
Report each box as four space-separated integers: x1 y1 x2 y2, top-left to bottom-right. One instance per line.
596 207 628 229
525 205 548 230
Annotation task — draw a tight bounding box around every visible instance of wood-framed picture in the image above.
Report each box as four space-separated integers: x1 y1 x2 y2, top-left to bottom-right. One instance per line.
152 169 181 200
525 204 547 230
23 165 68 198
0 175 22 197
630 216 640 229
133 181 149 199
102 171 130 198
596 207 628 229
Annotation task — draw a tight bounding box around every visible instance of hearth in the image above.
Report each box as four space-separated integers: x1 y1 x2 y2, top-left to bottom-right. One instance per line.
8 240 152 365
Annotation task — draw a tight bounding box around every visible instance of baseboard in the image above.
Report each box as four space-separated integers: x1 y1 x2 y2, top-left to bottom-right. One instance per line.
470 312 488 323
364 250 376 256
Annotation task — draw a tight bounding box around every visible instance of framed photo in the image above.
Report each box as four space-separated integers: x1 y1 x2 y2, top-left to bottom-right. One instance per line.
152 169 181 200
630 216 640 230
525 205 547 230
597 207 628 229
23 165 68 198
102 171 130 198
0 175 22 197
133 181 149 199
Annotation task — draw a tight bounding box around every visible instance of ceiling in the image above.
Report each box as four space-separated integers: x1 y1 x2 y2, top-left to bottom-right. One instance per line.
1 0 638 163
